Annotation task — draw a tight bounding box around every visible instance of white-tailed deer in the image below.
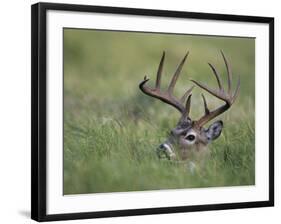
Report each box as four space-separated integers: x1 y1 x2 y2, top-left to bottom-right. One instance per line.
139 51 240 163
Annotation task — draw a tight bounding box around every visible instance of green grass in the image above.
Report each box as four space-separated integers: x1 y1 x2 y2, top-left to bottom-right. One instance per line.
63 29 255 194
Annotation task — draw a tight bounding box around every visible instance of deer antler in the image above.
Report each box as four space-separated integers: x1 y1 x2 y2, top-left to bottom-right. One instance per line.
191 51 240 128
139 51 194 116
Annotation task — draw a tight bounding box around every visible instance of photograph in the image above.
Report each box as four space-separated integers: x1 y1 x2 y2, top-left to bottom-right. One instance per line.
0 0 278 223
63 28 255 195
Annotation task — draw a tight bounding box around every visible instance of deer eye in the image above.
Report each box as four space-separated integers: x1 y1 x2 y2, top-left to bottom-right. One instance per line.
185 134 195 141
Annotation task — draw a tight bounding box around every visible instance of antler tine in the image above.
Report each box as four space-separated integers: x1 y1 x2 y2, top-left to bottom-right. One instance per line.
168 52 189 93
201 94 210 115
185 94 192 116
191 51 240 127
208 63 223 90
139 52 192 114
155 51 165 89
180 86 194 104
232 76 240 104
221 50 232 94
190 79 229 103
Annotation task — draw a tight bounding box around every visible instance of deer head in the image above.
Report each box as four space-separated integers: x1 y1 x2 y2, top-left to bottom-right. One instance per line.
139 51 240 162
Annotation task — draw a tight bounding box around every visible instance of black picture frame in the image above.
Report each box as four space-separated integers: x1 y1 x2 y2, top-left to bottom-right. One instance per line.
31 2 274 222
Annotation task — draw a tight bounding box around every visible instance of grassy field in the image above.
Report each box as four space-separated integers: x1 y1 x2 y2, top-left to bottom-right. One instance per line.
63 28 255 194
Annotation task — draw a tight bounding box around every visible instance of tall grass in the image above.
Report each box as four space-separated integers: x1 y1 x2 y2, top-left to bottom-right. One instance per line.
63 29 255 194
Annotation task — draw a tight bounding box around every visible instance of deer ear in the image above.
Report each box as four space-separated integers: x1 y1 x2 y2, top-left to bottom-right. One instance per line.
205 120 223 142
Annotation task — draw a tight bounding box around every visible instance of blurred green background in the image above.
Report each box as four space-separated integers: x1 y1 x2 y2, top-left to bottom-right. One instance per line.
63 28 255 195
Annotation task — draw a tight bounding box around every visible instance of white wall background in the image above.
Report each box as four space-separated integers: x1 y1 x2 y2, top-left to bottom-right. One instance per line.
0 0 279 223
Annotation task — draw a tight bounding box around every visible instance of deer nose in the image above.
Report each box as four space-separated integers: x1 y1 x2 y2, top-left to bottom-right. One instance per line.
157 143 176 160
185 134 195 141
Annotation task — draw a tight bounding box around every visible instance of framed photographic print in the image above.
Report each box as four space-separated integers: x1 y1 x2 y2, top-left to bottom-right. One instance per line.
31 2 274 222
